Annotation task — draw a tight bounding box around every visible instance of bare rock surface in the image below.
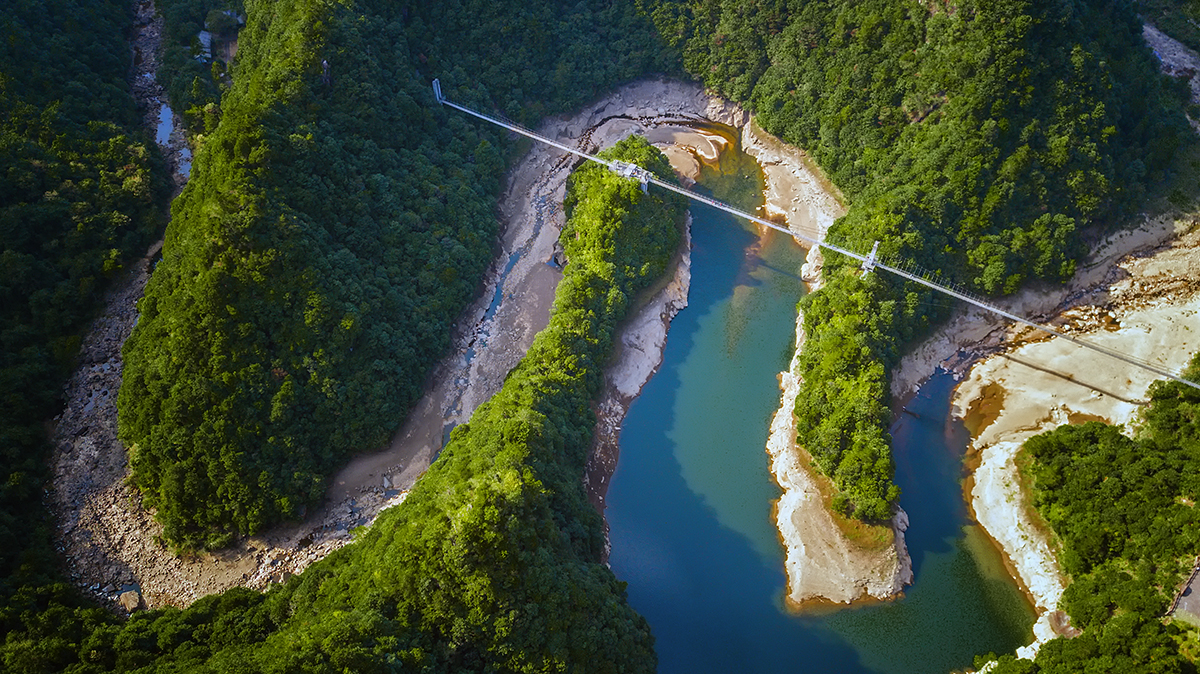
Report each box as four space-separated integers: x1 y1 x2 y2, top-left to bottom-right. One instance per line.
745 116 914 606
892 213 1190 399
953 219 1200 658
884 22 1200 659
130 0 190 189
1145 23 1200 106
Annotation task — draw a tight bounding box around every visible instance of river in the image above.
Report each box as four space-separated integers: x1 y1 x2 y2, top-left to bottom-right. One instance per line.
605 140 1036 673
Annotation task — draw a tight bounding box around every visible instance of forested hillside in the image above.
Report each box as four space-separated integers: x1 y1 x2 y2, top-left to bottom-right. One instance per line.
6 0 1198 670
637 0 1190 519
118 0 675 549
0 0 166 665
153 0 245 133
1141 0 1200 53
978 355 1200 672
4 136 683 674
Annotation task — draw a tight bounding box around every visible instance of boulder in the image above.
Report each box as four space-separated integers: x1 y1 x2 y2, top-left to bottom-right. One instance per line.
118 591 141 612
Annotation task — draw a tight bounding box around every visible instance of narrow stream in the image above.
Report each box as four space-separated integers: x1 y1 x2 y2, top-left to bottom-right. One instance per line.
605 136 1034 673
155 103 192 179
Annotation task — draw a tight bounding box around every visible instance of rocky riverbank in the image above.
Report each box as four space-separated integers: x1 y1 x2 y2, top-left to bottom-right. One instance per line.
585 215 691 537
952 216 1200 658
769 309 914 606
892 213 1197 660
53 75 858 609
130 0 190 189
45 0 191 613
740 110 915 606
888 22 1200 656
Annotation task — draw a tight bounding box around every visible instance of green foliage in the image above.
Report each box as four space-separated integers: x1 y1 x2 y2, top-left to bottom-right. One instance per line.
155 0 244 133
1024 422 1200 579
4 0 676 667
976 355 1200 672
4 136 683 673
638 0 1190 520
1141 0 1200 53
119 0 674 550
0 0 167 667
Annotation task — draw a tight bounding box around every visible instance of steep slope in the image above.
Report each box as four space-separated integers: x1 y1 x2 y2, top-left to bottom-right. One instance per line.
6 137 684 674
0 0 166 669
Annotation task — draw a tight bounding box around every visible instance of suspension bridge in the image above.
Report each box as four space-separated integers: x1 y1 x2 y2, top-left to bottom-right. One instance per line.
432 80 1200 392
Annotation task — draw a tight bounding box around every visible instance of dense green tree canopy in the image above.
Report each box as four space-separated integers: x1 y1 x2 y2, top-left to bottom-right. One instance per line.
637 0 1190 519
118 0 675 549
0 0 166 658
5 135 684 674
154 0 244 133
6 0 1200 670
981 355 1200 673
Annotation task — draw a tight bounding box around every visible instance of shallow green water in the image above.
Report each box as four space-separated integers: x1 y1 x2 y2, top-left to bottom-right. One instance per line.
605 137 1034 673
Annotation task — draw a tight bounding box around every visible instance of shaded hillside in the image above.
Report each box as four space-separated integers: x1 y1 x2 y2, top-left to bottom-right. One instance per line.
1141 0 1200 54
0 0 166 666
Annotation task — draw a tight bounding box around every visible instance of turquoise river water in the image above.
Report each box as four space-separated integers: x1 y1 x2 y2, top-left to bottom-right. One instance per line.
604 145 1036 673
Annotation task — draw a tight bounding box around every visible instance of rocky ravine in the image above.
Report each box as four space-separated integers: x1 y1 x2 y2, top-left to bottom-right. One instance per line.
47 0 191 613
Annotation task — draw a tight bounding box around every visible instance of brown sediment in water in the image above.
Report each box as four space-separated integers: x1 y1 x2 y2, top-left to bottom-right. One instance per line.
1066 411 1109 425
962 382 1006 439
788 441 894 554
769 307 911 608
769 462 904 615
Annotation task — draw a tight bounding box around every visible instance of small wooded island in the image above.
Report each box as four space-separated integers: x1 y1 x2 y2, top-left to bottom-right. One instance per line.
6 0 1200 671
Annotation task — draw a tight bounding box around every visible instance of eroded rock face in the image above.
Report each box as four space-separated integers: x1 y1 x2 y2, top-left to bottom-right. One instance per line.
954 220 1200 658
1144 23 1200 108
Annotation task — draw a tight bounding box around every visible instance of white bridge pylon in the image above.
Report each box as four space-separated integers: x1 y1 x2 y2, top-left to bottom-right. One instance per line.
432 80 1200 392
